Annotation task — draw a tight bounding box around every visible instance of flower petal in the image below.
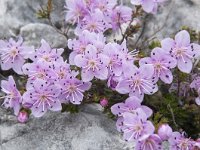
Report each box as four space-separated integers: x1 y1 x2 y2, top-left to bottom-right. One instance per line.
160 69 173 84
74 54 88 67
111 103 125 116
116 80 130 94
139 57 152 66
12 56 25 74
139 64 154 79
161 38 175 53
78 82 92 91
177 57 192 73
94 67 108 80
175 30 190 47
31 104 47 117
142 0 154 13
49 100 62 111
125 96 142 108
81 69 94 82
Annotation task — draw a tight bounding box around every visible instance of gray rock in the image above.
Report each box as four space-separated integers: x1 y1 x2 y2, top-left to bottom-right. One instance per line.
20 23 67 48
0 0 65 39
0 104 134 150
137 0 200 46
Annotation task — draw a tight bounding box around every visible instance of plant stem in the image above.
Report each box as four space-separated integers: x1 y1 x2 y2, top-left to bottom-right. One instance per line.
167 103 178 128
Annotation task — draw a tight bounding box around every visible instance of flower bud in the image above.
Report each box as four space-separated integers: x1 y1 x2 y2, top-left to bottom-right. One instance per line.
158 124 172 141
17 111 28 123
100 98 108 107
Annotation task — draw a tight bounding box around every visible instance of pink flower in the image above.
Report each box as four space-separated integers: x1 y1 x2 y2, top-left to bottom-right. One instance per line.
22 61 57 86
65 0 87 24
139 47 177 84
100 98 108 107
110 5 132 31
103 43 124 76
122 110 155 141
158 124 173 141
74 44 110 82
75 9 111 34
168 132 193 150
116 64 158 100
161 30 200 73
59 76 91 105
131 0 166 14
0 37 34 74
17 111 29 123
22 79 62 117
111 96 152 118
30 39 64 64
135 134 162 150
68 30 106 65
1 76 22 115
93 0 117 15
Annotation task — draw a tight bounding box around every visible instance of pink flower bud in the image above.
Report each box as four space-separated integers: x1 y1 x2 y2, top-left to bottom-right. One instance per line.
100 98 108 107
158 124 172 141
17 111 28 123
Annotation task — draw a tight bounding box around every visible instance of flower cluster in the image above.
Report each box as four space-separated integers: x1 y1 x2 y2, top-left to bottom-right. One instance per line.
0 39 91 118
1 0 200 149
0 37 34 74
68 30 139 87
65 0 132 33
108 30 200 149
161 30 200 73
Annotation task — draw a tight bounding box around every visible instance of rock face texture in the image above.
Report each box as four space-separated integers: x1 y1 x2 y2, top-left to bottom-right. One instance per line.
0 0 200 150
0 104 134 150
143 0 200 39
20 23 67 48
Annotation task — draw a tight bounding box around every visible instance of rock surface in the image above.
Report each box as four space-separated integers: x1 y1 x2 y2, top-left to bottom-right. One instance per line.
20 23 67 48
0 104 134 150
0 0 200 150
140 0 200 42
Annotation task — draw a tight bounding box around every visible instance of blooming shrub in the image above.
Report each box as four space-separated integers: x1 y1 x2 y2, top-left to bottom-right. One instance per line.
1 0 200 149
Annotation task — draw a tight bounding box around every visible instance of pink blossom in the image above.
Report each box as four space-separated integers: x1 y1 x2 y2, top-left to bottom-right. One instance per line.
158 124 173 141
100 98 108 107
0 37 34 74
1 76 22 115
17 111 29 123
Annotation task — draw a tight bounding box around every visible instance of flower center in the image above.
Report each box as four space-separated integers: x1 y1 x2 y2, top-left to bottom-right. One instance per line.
99 5 106 11
80 45 86 53
37 73 45 79
58 72 65 78
135 125 142 131
178 140 189 149
134 78 141 87
69 84 77 92
89 23 97 30
176 49 184 55
109 60 114 65
155 63 162 69
40 95 47 101
43 55 50 62
10 48 18 57
89 60 97 67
